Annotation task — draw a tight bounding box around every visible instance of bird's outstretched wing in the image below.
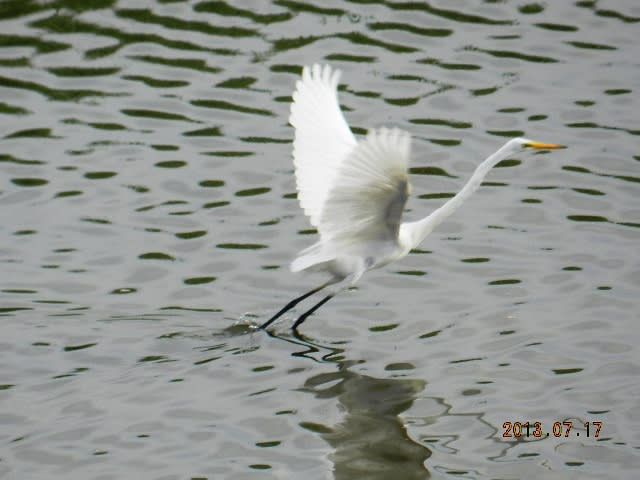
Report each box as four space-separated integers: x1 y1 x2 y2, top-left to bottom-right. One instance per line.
290 64 358 228
316 127 412 247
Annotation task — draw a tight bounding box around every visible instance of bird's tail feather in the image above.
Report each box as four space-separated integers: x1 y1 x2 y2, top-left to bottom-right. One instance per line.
290 242 336 273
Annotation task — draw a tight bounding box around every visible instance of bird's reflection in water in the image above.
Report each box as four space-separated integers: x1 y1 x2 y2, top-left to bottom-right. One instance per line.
270 332 432 479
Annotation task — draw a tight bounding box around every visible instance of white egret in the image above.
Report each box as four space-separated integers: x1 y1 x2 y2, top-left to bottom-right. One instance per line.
259 64 564 332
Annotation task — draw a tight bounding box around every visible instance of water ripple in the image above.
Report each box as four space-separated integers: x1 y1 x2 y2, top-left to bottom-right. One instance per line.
1 1 638 478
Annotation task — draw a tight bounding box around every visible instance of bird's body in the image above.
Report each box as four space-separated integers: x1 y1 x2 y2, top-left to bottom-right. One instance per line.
259 64 564 332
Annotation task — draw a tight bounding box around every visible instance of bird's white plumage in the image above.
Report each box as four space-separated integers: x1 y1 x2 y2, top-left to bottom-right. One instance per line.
290 65 413 276
286 63 564 282
259 63 564 331
290 64 357 228
317 127 411 246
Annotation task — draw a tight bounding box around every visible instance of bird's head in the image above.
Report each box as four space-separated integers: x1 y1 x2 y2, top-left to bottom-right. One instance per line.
511 137 566 152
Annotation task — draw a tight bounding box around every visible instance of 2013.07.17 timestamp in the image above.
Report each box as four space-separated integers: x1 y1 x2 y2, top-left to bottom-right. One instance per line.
502 421 603 438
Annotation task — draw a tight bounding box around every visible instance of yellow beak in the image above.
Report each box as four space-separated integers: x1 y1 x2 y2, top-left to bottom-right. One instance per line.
524 140 566 150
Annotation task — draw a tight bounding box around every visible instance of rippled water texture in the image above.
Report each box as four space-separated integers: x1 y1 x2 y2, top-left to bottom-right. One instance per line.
1 1 639 478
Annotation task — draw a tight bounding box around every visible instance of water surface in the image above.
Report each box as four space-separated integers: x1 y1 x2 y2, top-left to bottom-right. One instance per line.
1 1 639 479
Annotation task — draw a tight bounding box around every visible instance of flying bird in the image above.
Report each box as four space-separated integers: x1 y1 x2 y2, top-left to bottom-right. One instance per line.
259 64 564 332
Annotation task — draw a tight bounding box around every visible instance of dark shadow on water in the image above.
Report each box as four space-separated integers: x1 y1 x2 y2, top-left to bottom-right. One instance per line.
201 323 431 477
217 321 346 361
264 327 348 363
263 329 431 478
302 365 431 479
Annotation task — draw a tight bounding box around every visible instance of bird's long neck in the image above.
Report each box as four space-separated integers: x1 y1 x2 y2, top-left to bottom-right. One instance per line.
401 140 519 249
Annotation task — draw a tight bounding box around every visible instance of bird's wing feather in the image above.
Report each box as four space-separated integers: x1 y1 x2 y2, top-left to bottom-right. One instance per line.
290 64 358 228
317 127 412 247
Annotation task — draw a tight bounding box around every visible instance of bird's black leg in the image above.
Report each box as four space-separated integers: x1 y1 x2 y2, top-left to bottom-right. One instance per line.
259 281 331 330
292 294 335 332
